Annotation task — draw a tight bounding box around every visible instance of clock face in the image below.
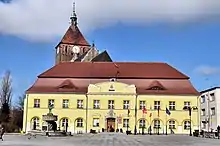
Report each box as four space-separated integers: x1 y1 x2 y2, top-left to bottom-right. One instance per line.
72 46 80 54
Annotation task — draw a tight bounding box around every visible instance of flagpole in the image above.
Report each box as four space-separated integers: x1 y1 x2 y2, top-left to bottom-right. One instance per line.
166 106 167 135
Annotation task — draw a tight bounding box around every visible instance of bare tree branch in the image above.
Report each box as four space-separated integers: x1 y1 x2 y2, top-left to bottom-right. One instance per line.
0 70 13 106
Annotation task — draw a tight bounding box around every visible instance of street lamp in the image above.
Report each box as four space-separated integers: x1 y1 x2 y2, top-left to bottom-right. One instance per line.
183 106 198 136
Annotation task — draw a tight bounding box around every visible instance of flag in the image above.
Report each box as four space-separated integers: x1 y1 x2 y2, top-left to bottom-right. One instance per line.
149 113 152 117
128 108 130 116
166 107 171 115
142 106 147 114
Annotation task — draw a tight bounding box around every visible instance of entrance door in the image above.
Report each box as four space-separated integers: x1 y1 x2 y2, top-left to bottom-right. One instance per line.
107 118 115 132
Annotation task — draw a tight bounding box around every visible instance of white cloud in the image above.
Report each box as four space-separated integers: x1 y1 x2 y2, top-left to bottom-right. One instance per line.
194 65 220 76
0 0 220 41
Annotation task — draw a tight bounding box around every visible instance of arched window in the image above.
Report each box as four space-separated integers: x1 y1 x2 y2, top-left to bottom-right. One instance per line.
139 119 146 128
31 117 39 130
61 118 68 127
184 121 190 130
169 120 175 129
154 119 160 129
77 118 83 127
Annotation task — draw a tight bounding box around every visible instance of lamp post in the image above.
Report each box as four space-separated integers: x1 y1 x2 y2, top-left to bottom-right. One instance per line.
183 106 198 136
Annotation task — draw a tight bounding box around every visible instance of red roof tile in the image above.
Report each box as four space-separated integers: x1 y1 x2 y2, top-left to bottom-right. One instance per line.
38 62 189 79
59 25 90 46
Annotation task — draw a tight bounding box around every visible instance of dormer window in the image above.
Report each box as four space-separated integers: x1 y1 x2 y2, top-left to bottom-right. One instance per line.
148 86 164 90
57 80 77 89
147 80 165 90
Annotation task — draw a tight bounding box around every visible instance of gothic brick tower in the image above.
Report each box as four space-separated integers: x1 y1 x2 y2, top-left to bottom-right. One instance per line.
55 3 112 64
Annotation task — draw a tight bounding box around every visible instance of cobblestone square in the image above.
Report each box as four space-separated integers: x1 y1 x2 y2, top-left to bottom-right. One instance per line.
1 133 220 146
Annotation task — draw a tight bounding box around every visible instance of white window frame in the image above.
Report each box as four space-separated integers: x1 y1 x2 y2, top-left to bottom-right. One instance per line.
123 100 130 109
34 99 40 108
201 109 205 116
184 101 190 108
169 120 175 129
139 101 146 109
210 93 215 102
123 119 129 127
154 101 160 110
32 117 40 129
77 118 83 127
211 107 215 115
93 118 99 127
201 95 205 103
154 119 160 129
77 99 83 109
61 118 68 127
93 100 100 109
108 100 114 109
184 121 190 130
63 99 69 108
169 101 176 110
139 119 146 128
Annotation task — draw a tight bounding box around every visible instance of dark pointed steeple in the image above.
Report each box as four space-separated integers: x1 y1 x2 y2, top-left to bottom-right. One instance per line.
70 2 77 26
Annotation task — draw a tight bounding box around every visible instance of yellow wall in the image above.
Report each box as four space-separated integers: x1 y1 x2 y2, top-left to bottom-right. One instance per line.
23 81 199 134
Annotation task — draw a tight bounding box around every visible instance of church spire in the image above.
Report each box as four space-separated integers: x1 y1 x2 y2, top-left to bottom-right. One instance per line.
70 2 77 26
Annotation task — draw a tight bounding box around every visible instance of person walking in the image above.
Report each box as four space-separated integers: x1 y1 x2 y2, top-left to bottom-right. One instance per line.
0 122 5 141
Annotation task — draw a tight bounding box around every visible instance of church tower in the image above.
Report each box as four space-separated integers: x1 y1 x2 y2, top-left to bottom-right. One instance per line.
55 3 92 64
55 3 112 64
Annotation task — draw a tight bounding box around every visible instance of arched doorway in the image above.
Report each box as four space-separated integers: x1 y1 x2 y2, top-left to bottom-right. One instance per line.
31 117 40 130
60 118 69 132
106 118 115 132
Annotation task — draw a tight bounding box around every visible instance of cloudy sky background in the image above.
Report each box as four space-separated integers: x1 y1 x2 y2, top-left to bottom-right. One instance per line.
1 0 220 41
0 0 220 102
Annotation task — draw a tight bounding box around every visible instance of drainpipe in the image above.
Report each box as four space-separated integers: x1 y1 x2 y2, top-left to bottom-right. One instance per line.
134 94 138 135
86 94 88 133
25 94 29 133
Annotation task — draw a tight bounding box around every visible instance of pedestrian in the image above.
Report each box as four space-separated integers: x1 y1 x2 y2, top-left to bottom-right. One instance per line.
0 123 5 141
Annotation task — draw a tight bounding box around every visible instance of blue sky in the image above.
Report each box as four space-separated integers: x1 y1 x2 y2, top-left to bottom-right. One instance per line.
1 0 220 102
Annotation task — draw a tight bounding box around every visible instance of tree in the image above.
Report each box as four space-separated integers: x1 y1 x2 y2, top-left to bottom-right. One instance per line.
0 70 13 123
17 94 25 111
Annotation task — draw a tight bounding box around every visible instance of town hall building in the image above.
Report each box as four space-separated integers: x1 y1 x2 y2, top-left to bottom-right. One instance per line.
23 5 200 135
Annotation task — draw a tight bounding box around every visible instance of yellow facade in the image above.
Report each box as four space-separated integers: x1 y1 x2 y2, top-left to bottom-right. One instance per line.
23 81 199 134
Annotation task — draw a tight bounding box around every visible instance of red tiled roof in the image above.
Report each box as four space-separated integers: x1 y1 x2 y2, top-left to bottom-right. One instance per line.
38 62 189 79
57 80 77 89
26 78 199 95
59 25 90 46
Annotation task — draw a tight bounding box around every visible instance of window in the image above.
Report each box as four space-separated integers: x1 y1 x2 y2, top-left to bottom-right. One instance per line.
201 95 205 103
202 121 206 129
184 121 190 130
108 100 114 109
77 100 83 109
154 101 160 110
169 101 176 110
201 109 205 116
34 99 40 108
93 118 99 127
63 99 69 108
93 100 100 109
211 107 215 115
184 101 190 108
210 93 215 102
32 117 40 130
123 100 130 109
169 120 175 129
61 118 68 127
48 99 54 108
139 119 146 128
77 118 83 127
139 101 146 109
154 119 160 129
123 119 129 127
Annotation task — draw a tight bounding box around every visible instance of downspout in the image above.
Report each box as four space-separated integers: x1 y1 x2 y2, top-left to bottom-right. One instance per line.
134 93 138 135
25 94 29 133
85 94 88 133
